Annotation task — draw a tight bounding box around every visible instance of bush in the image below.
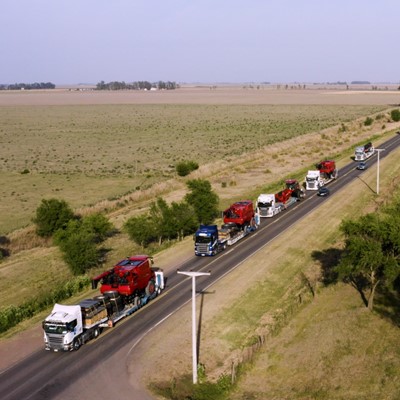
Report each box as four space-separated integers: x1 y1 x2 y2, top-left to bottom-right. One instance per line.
124 214 157 247
364 117 374 126
81 213 114 242
54 216 110 275
176 160 199 177
34 198 75 237
390 109 400 122
58 229 99 275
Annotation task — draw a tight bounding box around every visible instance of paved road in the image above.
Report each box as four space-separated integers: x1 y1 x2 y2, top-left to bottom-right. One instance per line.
1 133 399 400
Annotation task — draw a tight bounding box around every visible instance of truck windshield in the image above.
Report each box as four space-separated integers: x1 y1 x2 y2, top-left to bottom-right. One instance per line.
43 319 77 334
258 202 272 207
196 236 212 244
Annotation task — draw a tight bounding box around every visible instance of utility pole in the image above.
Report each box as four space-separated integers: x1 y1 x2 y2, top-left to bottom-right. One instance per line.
375 149 385 194
177 270 211 384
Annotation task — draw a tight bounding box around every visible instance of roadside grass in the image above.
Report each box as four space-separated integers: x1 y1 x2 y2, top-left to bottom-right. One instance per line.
231 284 400 400
146 143 400 399
0 104 387 234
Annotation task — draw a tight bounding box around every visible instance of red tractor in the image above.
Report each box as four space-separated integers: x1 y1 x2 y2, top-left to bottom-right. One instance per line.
92 255 156 305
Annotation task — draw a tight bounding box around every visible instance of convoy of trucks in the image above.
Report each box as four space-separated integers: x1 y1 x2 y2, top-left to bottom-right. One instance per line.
43 256 164 351
354 142 374 161
305 160 338 190
43 154 343 351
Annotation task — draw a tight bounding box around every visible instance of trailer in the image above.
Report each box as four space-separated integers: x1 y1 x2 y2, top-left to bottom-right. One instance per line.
43 269 164 351
194 200 258 256
305 160 338 190
354 142 374 161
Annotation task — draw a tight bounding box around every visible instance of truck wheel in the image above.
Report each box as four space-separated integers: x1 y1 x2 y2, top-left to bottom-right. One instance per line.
145 279 156 296
134 296 141 308
73 338 81 351
93 328 100 339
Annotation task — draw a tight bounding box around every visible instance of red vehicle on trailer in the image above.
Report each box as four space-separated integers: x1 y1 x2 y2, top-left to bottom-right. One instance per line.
91 255 156 304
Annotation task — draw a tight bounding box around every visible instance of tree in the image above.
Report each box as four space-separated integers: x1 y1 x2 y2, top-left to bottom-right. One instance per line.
54 219 99 275
336 212 400 310
81 213 114 242
59 229 99 275
185 179 219 225
149 197 177 244
124 214 157 247
170 201 198 240
34 198 75 237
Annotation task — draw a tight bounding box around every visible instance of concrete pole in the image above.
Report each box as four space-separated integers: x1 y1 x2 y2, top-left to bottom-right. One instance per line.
375 149 385 195
177 270 210 384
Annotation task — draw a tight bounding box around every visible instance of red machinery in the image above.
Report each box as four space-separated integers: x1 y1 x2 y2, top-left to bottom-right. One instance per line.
223 200 255 228
92 255 156 304
275 179 305 204
316 160 337 179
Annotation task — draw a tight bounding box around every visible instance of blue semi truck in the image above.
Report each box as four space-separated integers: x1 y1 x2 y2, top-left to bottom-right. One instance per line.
194 200 259 256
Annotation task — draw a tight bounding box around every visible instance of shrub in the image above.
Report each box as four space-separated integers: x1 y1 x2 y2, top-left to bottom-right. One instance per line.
124 214 157 247
33 198 75 237
364 117 374 126
81 213 114 242
176 160 199 177
390 109 400 122
58 229 99 275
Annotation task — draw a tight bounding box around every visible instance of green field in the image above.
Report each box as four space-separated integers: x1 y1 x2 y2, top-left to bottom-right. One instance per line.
0 104 385 234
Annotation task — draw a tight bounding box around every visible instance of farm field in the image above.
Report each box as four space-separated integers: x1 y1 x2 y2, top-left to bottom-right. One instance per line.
0 90 393 234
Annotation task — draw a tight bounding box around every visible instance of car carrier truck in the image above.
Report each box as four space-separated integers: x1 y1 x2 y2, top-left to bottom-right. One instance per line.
43 256 164 351
194 200 258 256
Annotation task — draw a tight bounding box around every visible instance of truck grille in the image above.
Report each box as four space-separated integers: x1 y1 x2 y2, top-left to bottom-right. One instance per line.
196 244 210 254
46 334 64 350
258 207 268 217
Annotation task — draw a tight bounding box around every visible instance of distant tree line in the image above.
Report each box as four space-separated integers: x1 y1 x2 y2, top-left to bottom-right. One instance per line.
0 82 55 90
96 80 178 91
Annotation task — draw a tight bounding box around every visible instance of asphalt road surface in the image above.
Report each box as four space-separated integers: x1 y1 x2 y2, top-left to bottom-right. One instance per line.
1 133 399 400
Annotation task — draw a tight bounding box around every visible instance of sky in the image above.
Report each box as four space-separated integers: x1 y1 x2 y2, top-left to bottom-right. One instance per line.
1 0 398 84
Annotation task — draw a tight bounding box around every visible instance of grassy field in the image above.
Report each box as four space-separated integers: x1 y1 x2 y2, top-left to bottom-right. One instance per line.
0 103 387 234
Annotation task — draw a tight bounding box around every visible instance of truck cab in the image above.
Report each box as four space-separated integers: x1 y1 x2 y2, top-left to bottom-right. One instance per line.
43 304 83 351
194 225 224 256
306 170 322 190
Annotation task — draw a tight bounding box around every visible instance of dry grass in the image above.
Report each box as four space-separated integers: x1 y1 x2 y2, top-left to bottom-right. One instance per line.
0 100 389 234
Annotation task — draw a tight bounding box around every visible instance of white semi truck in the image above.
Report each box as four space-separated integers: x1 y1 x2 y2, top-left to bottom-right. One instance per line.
256 193 284 217
354 142 374 161
305 160 338 190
